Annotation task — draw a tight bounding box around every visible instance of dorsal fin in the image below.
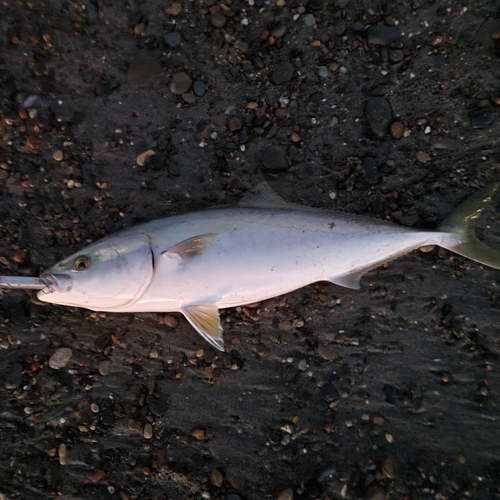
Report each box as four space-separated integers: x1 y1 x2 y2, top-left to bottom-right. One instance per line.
238 182 314 211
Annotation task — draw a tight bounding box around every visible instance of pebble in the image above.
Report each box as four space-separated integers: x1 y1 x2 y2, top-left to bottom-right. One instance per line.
210 468 224 487
126 54 163 85
11 249 27 264
4 363 23 389
169 72 192 95
390 121 404 139
0 169 8 180
469 108 497 129
261 145 288 171
303 14 316 27
58 444 66 465
366 25 401 46
163 314 179 328
271 25 287 38
164 31 182 47
228 117 242 132
365 97 392 139
316 464 335 482
210 12 227 29
381 456 397 478
389 49 404 63
270 62 295 85
317 66 330 78
148 396 169 416
361 157 379 185
165 2 183 16
137 150 156 167
53 150 63 161
191 428 205 440
277 487 294 500
143 423 153 439
91 469 105 484
316 343 333 360
416 151 431 164
98 360 110 376
193 80 206 97
49 348 72 369
182 93 196 104
430 136 460 150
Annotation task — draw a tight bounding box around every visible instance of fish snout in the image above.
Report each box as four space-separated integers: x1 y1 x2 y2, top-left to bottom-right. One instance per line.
41 273 73 293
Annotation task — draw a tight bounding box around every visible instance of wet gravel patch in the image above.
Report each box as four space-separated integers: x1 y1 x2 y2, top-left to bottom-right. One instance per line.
1 0 500 498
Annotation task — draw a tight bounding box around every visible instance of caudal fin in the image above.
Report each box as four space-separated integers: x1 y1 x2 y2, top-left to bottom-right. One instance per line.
439 183 500 269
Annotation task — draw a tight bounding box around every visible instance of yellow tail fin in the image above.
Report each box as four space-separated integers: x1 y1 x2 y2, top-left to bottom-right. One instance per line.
439 183 500 269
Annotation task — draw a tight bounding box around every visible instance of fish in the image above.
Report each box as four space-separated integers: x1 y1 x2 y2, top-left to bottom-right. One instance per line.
37 182 500 351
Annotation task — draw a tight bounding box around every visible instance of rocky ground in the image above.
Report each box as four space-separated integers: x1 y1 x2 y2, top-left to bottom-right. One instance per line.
1 0 500 498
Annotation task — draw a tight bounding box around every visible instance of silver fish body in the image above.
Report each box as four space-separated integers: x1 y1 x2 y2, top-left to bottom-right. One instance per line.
38 183 500 350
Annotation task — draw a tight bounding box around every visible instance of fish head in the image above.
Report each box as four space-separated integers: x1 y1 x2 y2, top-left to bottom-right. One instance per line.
37 231 154 310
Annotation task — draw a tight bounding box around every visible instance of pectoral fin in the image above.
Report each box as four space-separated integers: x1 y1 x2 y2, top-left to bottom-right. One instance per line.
181 304 225 351
162 233 218 263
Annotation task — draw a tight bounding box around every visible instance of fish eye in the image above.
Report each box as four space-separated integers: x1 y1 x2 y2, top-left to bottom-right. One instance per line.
73 257 90 271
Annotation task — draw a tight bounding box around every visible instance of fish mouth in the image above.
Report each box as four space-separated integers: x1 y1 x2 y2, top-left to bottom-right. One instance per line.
40 273 73 293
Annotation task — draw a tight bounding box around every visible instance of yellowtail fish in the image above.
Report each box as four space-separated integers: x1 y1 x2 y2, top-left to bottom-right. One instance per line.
33 183 500 351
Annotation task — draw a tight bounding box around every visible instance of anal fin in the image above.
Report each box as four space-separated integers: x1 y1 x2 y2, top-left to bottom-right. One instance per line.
181 304 225 351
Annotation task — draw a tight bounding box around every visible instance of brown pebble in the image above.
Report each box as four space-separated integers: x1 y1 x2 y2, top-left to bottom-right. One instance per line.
11 249 27 264
134 23 146 35
225 471 239 489
277 487 294 500
165 2 183 15
210 468 224 487
390 121 404 139
26 136 41 153
246 101 259 110
144 423 153 439
58 443 66 465
290 132 300 143
0 169 8 180
419 245 435 253
381 456 397 478
91 469 105 483
182 92 196 104
53 150 64 163
415 151 431 164
163 314 179 328
372 416 384 426
191 428 205 440
316 343 333 361
49 348 72 370
137 150 156 167
98 360 110 376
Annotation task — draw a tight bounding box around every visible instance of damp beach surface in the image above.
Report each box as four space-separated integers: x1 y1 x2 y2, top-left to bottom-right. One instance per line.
1 1 500 499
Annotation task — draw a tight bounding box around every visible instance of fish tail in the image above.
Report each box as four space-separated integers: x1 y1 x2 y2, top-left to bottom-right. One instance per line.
438 183 500 269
